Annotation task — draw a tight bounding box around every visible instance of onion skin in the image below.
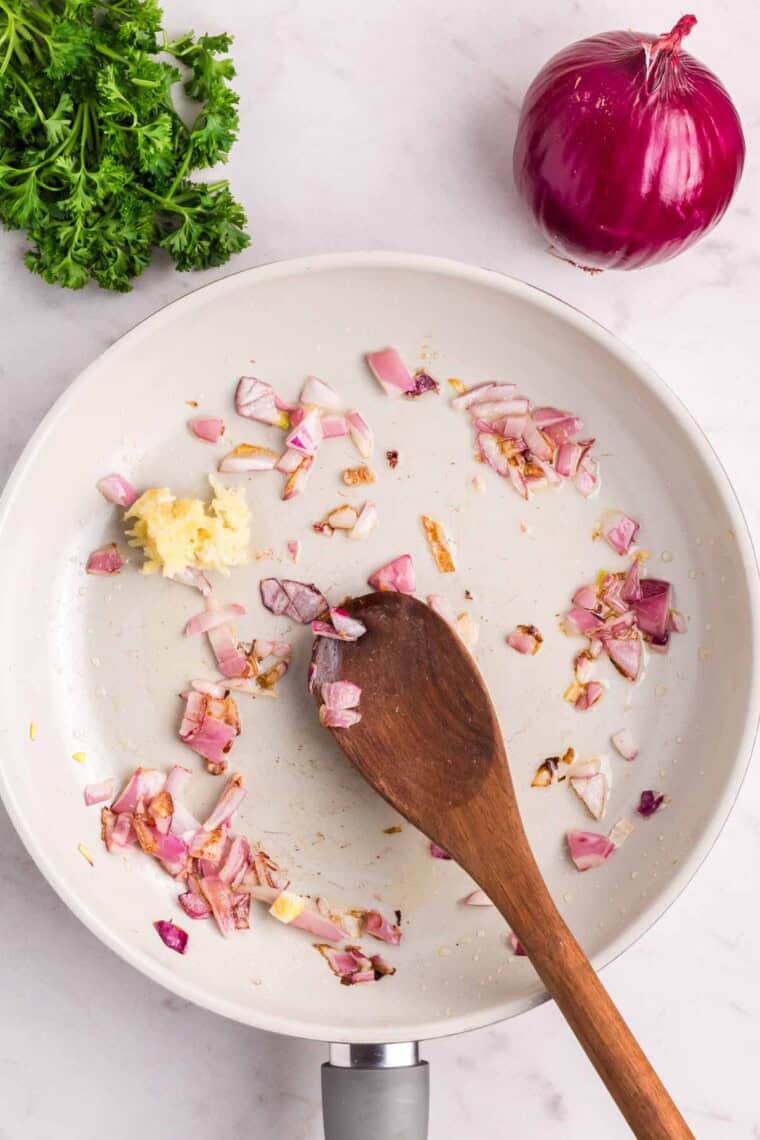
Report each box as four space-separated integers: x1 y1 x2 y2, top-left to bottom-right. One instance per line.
513 16 745 269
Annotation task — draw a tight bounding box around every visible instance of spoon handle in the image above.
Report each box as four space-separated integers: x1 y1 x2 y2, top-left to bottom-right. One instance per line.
485 861 694 1139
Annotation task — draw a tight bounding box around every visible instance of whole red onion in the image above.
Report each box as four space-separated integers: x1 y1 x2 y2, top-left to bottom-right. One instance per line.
513 16 745 269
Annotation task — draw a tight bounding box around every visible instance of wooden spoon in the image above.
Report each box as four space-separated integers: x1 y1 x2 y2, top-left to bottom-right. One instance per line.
311 591 693 1140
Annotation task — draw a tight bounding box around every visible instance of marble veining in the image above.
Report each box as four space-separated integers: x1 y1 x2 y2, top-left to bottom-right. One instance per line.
1 0 759 1136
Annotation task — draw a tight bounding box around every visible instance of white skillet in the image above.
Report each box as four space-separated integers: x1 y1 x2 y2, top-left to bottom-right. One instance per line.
0 253 757 1138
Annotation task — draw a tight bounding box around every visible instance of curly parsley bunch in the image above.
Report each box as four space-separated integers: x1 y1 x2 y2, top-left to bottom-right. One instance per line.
0 0 250 291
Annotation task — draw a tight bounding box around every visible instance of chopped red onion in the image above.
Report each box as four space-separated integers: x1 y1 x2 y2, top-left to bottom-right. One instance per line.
153 919 188 954
84 779 116 807
184 603 246 638
569 772 609 821
322 681 362 710
190 679 228 699
364 910 402 945
366 347 415 396
286 539 301 563
405 370 439 399
285 406 323 456
290 908 347 942
637 789 670 818
86 543 125 575
203 772 246 831
507 625 543 655
282 455 314 500
199 878 237 938
633 579 672 641
276 448 303 474
566 829 615 871
170 567 213 596
611 728 638 761
574 454 599 498
178 890 211 919
346 410 374 459
349 501 379 541
189 417 225 444
321 414 349 438
601 511 640 557
319 705 362 728
368 554 415 594
430 842 451 860
300 375 342 409
206 623 252 679
96 474 138 508
451 382 517 410
260 578 327 623
112 768 166 813
179 692 239 772
608 817 635 848
554 442 582 477
235 377 289 429
509 933 527 956
604 635 642 681
575 680 605 711
218 443 279 473
463 889 493 906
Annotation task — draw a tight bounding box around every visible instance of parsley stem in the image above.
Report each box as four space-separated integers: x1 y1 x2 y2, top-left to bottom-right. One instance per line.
0 13 15 76
7 66 45 124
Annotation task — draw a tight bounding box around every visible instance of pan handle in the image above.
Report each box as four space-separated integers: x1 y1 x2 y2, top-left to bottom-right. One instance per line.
322 1042 429 1140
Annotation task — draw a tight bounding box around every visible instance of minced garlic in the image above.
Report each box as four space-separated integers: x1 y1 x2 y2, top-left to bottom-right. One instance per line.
125 476 250 577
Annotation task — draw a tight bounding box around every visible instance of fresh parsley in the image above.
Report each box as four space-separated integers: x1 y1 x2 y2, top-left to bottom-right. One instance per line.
0 0 250 291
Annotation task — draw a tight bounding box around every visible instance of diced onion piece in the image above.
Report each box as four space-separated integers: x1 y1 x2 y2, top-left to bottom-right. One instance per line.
405 370 439 399
96 474 138 508
260 578 327 623
286 539 301 563
84 779 116 807
300 375 342 408
366 347 415 396
285 406 323 455
184 603 246 637
604 635 642 681
347 410 374 458
282 455 313 500
507 624 543 655
327 505 358 530
452 382 517 410
566 829 615 871
319 705 361 728
574 680 605 711
329 607 367 640
321 414 349 438
429 842 451 860
368 553 416 594
321 681 362 710
153 919 188 954
463 889 493 906
86 543 125 575
421 515 456 573
569 772 609 821
206 621 252 678
235 377 289 429
178 890 211 919
637 789 671 818
611 728 639 761
364 910 402 944
349 501 379 541
608 818 635 848
601 511 640 556
342 464 376 486
203 772 246 831
218 443 279 473
276 448 303 474
189 417 225 444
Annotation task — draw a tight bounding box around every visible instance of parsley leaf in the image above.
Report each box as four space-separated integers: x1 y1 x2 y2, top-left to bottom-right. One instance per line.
0 0 249 291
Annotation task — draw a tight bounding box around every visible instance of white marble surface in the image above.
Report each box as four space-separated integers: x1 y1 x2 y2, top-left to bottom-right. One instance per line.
1 1 759 1136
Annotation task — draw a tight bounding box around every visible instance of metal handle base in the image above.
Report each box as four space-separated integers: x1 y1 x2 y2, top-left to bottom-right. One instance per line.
322 1043 429 1140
